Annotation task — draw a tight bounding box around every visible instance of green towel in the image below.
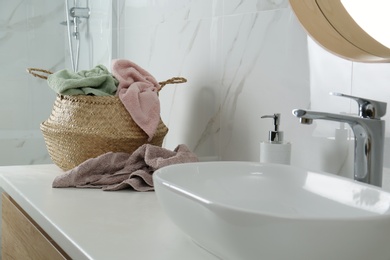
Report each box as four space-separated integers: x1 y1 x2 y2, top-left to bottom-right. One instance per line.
47 65 118 96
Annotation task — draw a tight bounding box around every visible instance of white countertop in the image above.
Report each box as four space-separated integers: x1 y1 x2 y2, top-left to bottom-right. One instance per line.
0 164 218 260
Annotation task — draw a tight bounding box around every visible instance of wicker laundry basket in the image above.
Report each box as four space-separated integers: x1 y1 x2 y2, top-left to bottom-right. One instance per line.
28 68 186 171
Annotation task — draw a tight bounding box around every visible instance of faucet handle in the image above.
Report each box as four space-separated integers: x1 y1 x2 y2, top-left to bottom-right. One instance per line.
330 92 387 119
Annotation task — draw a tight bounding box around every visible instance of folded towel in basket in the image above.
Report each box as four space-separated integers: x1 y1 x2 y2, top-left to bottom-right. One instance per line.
111 59 161 141
52 144 198 192
47 65 118 96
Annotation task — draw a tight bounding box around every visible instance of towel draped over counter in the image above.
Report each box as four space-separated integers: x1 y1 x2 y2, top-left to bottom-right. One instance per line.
52 144 198 192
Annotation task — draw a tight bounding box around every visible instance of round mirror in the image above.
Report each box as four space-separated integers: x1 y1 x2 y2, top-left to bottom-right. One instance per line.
289 0 390 62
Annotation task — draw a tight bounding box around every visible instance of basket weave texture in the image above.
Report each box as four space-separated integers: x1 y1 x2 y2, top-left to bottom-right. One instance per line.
41 94 168 171
27 67 186 171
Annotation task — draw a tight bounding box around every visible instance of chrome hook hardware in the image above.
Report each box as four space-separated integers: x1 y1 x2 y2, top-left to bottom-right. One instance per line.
70 7 90 19
64 1 90 72
330 92 387 119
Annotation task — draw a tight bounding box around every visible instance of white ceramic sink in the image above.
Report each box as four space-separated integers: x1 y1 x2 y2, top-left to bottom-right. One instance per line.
153 162 390 260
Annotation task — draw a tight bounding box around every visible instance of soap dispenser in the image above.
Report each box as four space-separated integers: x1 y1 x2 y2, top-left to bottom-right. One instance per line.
260 113 291 165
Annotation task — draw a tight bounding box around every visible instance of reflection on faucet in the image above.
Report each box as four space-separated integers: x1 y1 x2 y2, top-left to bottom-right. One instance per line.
293 92 387 187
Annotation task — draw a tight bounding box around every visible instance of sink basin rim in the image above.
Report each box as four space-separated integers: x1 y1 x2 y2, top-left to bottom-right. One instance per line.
154 161 390 220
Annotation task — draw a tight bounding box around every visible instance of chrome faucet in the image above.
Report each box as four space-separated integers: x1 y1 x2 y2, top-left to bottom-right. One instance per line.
292 92 387 187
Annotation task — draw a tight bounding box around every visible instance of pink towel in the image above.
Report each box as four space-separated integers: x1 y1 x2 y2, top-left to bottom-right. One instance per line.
52 144 198 192
111 59 161 141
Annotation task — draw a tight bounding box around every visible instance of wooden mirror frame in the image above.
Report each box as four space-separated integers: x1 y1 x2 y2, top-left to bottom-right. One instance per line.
289 0 390 62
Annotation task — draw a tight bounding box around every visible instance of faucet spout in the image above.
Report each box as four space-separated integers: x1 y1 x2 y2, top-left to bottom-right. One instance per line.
292 108 385 187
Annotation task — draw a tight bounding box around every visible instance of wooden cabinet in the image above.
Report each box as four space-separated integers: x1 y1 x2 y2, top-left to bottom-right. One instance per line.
2 193 70 260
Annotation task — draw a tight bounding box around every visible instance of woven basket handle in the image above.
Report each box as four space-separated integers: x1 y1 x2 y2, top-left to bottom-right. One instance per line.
26 68 52 80
26 67 187 91
158 77 187 92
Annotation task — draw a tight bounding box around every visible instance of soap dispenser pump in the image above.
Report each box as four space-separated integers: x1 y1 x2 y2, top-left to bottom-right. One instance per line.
260 113 291 165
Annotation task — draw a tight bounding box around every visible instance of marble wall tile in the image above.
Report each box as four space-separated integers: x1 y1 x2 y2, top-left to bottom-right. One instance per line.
115 0 388 179
218 9 310 161
223 0 288 15
299 37 355 177
115 1 312 162
260 0 289 10
307 39 353 114
116 1 222 157
119 0 214 25
0 0 65 165
0 133 51 166
119 23 219 155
